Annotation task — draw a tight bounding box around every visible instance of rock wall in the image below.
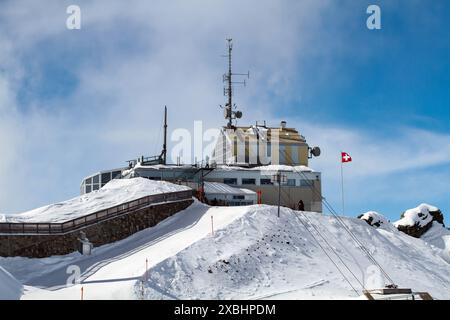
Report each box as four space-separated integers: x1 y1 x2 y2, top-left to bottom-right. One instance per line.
0 199 193 258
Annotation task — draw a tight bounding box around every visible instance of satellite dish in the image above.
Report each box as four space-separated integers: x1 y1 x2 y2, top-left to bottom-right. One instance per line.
311 146 321 157
235 111 243 119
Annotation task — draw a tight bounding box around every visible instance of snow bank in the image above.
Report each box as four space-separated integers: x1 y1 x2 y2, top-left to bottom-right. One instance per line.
4 178 191 223
0 266 23 300
358 211 390 229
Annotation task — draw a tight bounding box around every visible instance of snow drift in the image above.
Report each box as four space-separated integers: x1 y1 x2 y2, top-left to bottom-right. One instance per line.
3 178 191 223
0 266 23 300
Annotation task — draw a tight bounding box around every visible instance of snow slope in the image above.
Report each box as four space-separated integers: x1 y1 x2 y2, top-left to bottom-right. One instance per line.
421 222 450 263
138 206 450 300
2 202 449 300
4 178 191 223
0 266 23 300
2 201 250 299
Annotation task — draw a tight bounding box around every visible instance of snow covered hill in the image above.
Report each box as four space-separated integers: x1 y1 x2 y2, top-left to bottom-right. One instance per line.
138 205 450 300
1 201 449 300
3 178 191 223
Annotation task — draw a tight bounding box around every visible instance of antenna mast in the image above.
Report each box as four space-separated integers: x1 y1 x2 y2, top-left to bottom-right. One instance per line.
222 38 249 128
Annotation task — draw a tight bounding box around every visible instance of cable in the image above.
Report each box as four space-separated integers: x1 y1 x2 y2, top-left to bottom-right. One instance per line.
281 150 396 285
290 208 361 295
275 184 366 291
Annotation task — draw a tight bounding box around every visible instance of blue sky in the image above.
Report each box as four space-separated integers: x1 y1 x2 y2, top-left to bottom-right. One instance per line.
0 0 449 223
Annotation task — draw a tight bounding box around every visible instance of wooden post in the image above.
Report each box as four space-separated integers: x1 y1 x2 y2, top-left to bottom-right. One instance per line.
81 286 84 300
211 215 214 236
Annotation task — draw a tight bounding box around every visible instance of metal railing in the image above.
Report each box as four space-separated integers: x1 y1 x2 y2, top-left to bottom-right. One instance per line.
0 189 193 235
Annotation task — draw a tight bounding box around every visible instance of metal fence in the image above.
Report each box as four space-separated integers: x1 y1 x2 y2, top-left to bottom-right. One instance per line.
0 189 193 235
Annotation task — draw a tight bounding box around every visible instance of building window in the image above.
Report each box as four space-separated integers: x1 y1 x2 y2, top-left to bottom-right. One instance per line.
86 185 91 193
287 179 296 186
242 178 256 185
93 184 99 191
93 175 99 184
112 171 122 179
102 173 111 184
86 177 92 184
224 178 237 185
233 195 245 200
300 179 311 187
260 178 273 185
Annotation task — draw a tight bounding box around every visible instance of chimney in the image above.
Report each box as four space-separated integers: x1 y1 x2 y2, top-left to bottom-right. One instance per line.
280 121 287 129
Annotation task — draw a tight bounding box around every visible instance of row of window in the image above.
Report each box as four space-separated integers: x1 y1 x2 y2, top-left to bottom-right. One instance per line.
223 178 312 187
83 171 122 193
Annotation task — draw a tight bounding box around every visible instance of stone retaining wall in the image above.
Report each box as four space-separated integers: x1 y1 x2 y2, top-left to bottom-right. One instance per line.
0 199 193 258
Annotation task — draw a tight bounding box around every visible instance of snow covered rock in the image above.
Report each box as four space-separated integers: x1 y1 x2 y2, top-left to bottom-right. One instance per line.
0 266 23 300
394 204 445 238
358 211 389 228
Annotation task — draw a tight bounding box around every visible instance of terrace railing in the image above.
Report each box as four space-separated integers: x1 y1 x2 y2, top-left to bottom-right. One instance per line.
0 189 193 235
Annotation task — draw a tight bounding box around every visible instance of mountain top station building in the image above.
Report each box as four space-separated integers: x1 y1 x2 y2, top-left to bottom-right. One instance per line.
80 39 323 212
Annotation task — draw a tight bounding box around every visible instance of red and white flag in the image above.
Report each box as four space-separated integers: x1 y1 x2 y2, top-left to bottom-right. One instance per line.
341 152 352 163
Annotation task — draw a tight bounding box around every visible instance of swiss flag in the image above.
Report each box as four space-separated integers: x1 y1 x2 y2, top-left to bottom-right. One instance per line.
341 152 352 163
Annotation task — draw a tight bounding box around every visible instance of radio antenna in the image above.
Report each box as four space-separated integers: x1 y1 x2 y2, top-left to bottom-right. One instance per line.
222 38 249 128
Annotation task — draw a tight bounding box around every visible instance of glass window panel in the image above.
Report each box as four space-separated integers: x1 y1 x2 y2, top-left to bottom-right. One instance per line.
101 173 111 184
223 178 237 185
287 179 296 186
242 178 256 185
93 175 99 184
112 171 122 179
260 179 273 185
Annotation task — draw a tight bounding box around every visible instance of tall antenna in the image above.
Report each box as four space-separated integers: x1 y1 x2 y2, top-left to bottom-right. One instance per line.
222 38 249 128
162 106 167 164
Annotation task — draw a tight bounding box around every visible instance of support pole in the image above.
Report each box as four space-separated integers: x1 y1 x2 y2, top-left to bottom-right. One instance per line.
162 106 167 165
278 177 281 218
341 159 345 216
211 215 214 236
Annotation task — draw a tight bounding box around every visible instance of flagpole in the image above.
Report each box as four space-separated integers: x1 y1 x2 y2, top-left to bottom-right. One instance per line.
341 153 345 216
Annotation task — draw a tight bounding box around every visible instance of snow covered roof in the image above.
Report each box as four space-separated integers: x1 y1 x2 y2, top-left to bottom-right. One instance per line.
215 164 314 172
3 178 191 223
204 182 256 196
